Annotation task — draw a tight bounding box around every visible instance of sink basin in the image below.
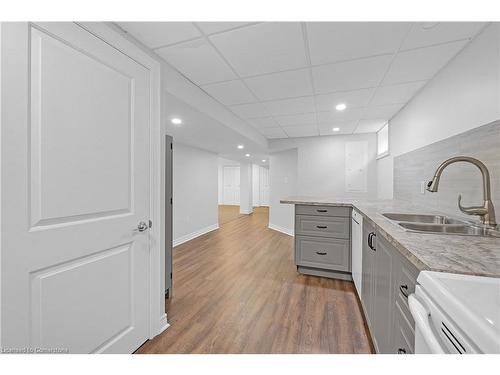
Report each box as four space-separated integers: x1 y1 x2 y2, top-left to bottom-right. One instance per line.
382 213 465 224
398 222 500 237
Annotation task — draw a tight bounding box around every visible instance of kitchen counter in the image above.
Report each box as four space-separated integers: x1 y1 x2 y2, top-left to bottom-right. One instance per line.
281 197 500 278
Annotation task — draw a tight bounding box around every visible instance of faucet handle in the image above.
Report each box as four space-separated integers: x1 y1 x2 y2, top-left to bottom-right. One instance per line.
458 194 487 215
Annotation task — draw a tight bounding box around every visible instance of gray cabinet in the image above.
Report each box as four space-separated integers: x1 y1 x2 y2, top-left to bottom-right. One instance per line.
372 234 396 353
294 205 351 280
360 224 419 354
361 220 375 328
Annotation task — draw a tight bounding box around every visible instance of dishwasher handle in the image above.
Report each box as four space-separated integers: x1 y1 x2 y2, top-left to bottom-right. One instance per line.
408 294 445 354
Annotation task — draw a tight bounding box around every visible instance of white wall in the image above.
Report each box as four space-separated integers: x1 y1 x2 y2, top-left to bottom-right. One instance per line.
270 133 378 198
377 23 500 198
252 164 260 206
269 149 298 236
173 143 219 246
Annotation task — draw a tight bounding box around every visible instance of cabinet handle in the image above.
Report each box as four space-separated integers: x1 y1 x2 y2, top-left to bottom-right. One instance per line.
368 232 376 251
399 284 409 298
316 209 328 213
316 225 327 229
316 251 327 255
397 348 407 354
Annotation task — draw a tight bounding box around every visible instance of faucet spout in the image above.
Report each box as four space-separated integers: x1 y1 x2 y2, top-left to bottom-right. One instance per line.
426 156 496 227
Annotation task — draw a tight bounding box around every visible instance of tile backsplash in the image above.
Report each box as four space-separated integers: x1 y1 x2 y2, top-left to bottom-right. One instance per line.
394 120 500 222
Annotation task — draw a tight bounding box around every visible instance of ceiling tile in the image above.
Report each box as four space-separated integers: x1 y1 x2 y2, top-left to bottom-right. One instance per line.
118 22 201 49
401 22 485 50
363 104 404 120
201 80 255 105
382 40 468 85
156 39 237 85
307 22 412 65
229 102 270 119
370 81 426 106
274 113 317 126
260 127 288 139
283 125 319 138
312 55 392 94
264 97 316 116
244 69 313 101
318 122 357 135
315 88 375 112
355 119 387 134
209 22 307 77
317 107 365 124
247 117 279 129
196 22 256 35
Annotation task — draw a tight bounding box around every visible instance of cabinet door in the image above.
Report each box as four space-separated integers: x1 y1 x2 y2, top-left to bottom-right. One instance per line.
372 234 395 353
361 222 375 328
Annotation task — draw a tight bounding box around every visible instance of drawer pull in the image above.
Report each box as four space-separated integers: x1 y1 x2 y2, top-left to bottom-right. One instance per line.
316 251 327 255
397 348 407 354
316 225 328 229
316 209 328 213
399 284 409 298
368 232 376 251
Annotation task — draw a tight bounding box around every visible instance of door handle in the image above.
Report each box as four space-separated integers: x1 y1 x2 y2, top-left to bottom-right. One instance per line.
316 209 328 213
316 225 327 229
134 221 149 232
316 251 327 255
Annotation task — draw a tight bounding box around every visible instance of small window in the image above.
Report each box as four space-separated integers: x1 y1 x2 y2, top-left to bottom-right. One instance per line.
377 122 389 159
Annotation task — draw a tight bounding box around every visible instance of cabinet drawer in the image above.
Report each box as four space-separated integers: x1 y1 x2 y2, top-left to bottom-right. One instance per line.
296 205 350 217
394 302 415 354
295 235 350 272
295 215 350 239
395 256 419 326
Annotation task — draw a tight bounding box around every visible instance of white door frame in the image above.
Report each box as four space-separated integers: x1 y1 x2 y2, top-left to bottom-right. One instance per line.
0 22 168 348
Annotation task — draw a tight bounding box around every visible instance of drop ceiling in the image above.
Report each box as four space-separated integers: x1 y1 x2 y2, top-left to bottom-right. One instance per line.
118 22 485 139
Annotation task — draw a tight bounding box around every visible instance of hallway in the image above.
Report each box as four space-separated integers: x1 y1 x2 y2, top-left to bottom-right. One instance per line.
137 206 373 354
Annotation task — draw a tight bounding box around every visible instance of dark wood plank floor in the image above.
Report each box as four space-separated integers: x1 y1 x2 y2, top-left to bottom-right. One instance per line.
137 206 374 354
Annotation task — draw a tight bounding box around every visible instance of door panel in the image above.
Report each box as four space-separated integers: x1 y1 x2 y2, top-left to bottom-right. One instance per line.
1 22 151 353
259 166 269 206
223 166 240 205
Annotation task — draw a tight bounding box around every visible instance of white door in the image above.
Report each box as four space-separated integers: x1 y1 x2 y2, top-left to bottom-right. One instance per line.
259 167 270 206
223 166 240 205
1 23 151 353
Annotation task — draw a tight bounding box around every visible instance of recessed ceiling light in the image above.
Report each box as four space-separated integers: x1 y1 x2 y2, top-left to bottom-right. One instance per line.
333 127 340 132
171 118 182 125
237 144 244 149
262 159 266 162
335 103 347 111
245 153 250 157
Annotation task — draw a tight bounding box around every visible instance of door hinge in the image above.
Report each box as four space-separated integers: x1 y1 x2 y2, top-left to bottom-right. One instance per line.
170 143 173 150
148 219 153 228
170 272 172 279
170 197 172 205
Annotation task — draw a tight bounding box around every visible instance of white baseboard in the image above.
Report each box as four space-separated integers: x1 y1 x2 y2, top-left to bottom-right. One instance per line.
268 223 294 237
173 223 219 247
158 313 170 335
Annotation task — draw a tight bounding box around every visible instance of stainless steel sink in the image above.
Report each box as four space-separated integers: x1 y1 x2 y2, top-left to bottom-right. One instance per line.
398 222 500 237
382 213 465 224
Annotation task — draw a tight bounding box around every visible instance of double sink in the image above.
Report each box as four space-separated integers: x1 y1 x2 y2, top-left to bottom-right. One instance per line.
382 213 500 238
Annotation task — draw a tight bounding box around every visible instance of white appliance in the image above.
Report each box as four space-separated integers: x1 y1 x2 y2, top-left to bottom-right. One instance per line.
351 209 363 295
409 271 500 354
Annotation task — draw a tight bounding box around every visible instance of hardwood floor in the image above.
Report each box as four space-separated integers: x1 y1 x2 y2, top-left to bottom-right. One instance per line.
217 204 243 225
137 206 374 354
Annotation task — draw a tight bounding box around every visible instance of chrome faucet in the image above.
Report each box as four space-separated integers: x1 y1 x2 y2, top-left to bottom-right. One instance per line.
426 156 497 227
